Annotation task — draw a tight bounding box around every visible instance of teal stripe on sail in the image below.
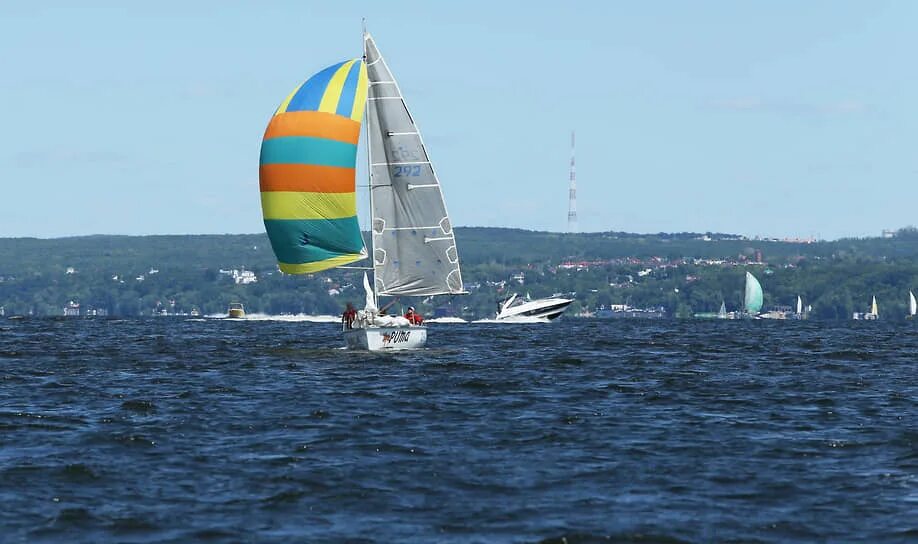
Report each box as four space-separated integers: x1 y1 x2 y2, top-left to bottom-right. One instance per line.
263 216 364 264
260 137 357 167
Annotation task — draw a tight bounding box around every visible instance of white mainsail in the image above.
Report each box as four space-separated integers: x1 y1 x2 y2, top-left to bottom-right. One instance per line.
871 296 878 316
363 33 464 297
910 290 916 316
796 295 803 315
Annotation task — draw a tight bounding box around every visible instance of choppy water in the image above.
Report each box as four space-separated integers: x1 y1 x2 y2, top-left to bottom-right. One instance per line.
1 318 916 543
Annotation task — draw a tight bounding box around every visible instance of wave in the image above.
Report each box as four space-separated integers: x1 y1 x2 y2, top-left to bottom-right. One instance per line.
471 316 551 324
204 313 340 323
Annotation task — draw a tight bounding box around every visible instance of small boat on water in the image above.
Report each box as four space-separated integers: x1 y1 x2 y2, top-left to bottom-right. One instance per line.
495 293 573 321
908 291 916 320
854 296 879 320
227 303 245 319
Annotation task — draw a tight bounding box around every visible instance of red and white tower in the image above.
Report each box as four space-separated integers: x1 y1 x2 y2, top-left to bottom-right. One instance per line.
567 131 578 233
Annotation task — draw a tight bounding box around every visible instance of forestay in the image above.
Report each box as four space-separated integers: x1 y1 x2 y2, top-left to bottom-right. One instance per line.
363 33 464 297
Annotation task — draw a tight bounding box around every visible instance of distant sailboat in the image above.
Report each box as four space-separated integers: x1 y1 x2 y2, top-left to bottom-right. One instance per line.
864 296 879 320
744 271 764 317
908 291 916 319
796 295 803 316
717 300 727 319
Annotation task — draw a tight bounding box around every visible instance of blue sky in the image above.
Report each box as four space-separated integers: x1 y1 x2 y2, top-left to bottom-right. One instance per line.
2 1 915 239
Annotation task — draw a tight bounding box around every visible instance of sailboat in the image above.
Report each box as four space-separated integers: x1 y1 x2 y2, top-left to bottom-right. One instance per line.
908 291 917 320
717 300 727 319
864 296 879 320
258 30 463 350
743 271 764 318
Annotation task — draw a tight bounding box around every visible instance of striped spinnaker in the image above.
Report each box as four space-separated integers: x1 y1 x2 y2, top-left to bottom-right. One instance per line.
260 59 368 274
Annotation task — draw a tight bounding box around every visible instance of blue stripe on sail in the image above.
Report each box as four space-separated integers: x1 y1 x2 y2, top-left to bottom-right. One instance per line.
263 216 364 264
286 61 346 112
334 61 362 118
259 137 357 168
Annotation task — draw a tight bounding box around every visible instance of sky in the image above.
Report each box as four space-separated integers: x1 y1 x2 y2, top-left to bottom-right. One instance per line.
2 1 916 240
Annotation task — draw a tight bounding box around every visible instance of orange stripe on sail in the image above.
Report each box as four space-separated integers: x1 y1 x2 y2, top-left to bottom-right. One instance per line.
259 163 356 193
263 110 360 144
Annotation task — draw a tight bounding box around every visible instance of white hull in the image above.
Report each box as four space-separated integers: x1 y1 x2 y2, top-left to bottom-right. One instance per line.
496 296 573 321
343 326 427 351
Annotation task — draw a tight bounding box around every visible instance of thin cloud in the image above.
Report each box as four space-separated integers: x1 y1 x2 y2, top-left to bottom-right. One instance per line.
710 97 868 116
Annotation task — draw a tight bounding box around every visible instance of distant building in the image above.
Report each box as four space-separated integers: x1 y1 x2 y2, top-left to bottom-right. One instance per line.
63 301 80 316
0 306 4 317
221 268 258 284
233 269 258 285
882 229 895 238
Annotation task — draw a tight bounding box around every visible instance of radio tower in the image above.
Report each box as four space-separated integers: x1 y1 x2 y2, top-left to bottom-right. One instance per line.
567 131 578 233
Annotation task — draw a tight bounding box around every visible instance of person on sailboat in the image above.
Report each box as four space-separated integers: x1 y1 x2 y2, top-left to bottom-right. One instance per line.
342 302 357 329
404 306 423 325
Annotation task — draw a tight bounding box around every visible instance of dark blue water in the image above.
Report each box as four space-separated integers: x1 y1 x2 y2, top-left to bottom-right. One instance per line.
1 318 916 543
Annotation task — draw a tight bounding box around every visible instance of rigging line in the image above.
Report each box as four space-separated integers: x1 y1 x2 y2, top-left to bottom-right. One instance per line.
380 226 442 231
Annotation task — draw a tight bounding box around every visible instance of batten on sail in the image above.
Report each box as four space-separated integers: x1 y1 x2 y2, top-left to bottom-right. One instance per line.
363 33 464 297
260 60 370 274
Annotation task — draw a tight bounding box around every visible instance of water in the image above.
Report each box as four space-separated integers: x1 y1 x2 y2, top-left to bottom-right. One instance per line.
1 318 916 543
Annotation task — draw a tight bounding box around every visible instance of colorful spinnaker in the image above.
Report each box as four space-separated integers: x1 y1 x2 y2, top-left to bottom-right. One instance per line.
260 59 369 274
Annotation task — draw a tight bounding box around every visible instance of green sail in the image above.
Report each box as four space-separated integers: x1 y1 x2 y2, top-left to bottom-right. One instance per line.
744 271 764 314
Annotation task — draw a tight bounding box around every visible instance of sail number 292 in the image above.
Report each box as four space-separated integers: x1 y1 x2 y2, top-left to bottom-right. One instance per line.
393 165 421 177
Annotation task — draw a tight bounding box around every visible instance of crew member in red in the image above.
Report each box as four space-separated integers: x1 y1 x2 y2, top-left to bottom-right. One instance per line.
342 302 357 329
404 306 423 325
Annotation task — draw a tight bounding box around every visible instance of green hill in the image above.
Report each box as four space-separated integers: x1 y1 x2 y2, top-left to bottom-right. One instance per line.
1 228 917 319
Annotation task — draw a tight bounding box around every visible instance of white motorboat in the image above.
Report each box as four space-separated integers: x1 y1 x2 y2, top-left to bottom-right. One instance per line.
495 294 573 321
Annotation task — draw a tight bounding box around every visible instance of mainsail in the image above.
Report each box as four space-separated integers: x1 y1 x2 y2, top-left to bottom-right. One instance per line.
744 271 764 314
796 295 803 315
260 60 369 274
363 33 464 296
910 291 917 316
871 296 878 316
718 301 727 319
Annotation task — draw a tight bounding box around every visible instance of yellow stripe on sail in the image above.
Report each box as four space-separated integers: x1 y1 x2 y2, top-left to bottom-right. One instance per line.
350 62 368 122
279 253 365 274
318 60 356 115
260 191 357 220
275 81 305 115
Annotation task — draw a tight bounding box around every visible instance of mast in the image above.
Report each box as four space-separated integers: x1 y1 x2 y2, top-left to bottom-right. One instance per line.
362 22 378 308
567 130 577 233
